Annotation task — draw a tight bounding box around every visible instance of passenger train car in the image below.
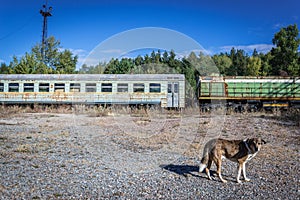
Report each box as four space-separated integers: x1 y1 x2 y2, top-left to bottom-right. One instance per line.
0 74 185 108
198 76 300 110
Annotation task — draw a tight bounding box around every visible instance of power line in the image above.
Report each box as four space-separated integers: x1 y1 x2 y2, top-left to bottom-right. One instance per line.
0 14 36 41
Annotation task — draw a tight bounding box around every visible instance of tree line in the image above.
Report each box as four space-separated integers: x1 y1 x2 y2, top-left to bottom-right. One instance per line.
1 24 299 78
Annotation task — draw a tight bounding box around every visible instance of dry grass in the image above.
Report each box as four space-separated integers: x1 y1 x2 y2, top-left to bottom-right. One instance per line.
1 104 299 126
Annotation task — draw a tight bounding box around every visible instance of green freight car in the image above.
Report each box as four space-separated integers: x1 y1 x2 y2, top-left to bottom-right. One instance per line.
198 76 300 110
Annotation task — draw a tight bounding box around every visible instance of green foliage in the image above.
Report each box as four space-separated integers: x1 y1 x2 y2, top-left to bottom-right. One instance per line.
4 36 77 74
55 49 78 74
0 63 13 74
103 58 135 74
212 53 232 75
270 24 300 76
78 63 106 74
247 56 262 76
259 52 272 76
227 48 249 76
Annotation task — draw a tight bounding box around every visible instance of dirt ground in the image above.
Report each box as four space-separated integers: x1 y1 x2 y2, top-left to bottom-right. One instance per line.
0 108 299 199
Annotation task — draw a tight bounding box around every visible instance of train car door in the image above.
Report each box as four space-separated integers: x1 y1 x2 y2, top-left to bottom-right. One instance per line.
167 82 179 107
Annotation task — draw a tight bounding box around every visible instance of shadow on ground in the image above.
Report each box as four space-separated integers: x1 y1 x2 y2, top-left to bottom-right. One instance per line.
160 164 227 182
160 164 202 178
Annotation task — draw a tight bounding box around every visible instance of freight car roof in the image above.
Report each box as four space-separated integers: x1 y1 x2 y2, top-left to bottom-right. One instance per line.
0 74 185 81
199 76 299 83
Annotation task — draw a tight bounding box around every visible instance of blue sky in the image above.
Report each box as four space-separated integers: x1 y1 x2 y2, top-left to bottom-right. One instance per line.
0 0 299 67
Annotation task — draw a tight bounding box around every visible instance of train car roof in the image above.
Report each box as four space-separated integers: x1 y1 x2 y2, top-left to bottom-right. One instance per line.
0 74 185 81
199 76 299 83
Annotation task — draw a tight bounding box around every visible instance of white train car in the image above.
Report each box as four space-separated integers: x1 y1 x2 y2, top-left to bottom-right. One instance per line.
0 74 185 108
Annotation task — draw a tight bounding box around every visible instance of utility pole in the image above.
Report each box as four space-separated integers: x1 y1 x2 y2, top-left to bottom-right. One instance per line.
40 0 52 62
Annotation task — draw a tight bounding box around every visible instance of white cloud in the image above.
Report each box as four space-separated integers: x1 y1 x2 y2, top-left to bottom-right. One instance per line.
65 48 89 69
273 23 285 30
217 44 274 55
100 49 124 54
70 48 88 56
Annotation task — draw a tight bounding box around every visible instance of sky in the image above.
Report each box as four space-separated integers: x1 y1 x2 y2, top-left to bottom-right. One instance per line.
0 0 299 67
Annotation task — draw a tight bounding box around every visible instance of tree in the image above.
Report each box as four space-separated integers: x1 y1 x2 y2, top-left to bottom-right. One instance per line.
247 56 262 76
0 63 12 74
11 53 38 74
259 52 272 76
252 48 259 57
226 48 238 76
55 50 77 74
235 49 248 76
212 54 232 75
155 50 161 63
134 55 144 66
162 51 169 63
144 54 151 64
226 48 249 76
104 58 120 74
10 36 78 74
270 24 300 76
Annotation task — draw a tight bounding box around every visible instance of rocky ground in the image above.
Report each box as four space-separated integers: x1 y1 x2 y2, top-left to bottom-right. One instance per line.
0 108 299 199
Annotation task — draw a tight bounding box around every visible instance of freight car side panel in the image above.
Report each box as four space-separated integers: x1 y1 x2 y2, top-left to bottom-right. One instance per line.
225 78 300 100
199 82 224 97
295 82 300 97
211 82 224 96
199 77 300 104
200 82 210 96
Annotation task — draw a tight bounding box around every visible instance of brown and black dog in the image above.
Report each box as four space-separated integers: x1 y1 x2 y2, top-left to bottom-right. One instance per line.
199 138 266 183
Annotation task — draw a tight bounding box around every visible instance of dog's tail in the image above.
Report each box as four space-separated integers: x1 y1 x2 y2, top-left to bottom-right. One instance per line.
199 163 207 173
199 139 215 173
199 156 208 172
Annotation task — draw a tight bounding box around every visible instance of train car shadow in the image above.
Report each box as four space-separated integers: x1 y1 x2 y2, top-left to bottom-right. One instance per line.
160 164 202 178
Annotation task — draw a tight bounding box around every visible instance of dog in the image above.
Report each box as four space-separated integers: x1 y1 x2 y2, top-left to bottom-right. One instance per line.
199 137 266 183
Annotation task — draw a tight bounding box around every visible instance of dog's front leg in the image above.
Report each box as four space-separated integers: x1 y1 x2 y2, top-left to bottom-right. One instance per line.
242 163 250 182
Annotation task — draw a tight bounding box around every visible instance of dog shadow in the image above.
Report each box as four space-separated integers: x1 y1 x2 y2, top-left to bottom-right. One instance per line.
160 164 202 178
160 164 224 181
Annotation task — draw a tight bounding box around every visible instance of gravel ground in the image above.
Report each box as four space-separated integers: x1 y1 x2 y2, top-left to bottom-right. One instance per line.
0 109 299 199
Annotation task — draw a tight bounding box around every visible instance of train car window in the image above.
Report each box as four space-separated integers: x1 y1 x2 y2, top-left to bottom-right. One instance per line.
174 84 179 93
54 83 65 92
70 83 81 92
117 83 128 92
0 83 3 92
150 83 161 93
24 83 34 92
39 83 49 92
8 83 19 92
86 83 96 92
101 83 112 92
168 84 172 93
133 83 144 93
